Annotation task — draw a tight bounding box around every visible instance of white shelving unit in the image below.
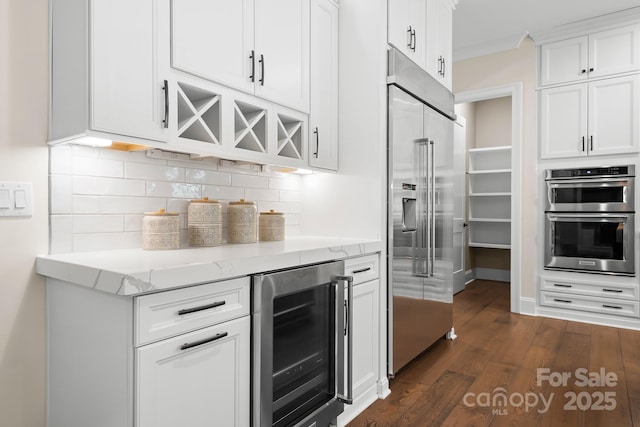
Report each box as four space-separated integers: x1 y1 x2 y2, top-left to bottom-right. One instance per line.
468 146 512 249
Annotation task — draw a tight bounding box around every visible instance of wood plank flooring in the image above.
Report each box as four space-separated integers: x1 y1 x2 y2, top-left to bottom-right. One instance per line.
348 280 640 427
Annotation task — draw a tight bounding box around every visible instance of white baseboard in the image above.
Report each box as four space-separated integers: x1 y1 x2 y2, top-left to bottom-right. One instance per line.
474 267 510 282
464 269 474 284
336 385 379 427
519 297 536 316
536 306 640 331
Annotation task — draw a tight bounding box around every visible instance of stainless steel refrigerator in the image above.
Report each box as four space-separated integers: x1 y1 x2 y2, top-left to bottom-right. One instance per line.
387 48 456 375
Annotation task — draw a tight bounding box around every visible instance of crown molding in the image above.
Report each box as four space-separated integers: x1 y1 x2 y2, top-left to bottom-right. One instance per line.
453 32 529 63
530 6 640 45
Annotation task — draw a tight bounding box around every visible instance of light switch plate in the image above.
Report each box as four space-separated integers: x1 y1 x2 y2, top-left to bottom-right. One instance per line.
0 182 32 217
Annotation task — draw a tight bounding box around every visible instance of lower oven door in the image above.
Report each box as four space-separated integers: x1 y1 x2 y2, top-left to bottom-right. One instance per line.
545 213 635 275
253 261 352 427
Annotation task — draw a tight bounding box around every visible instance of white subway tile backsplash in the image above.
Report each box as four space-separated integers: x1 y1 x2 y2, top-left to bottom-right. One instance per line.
125 163 185 182
49 215 73 254
73 176 146 197
202 185 245 201
245 188 279 202
232 173 269 189
186 169 232 186
49 146 73 175
72 156 124 178
73 215 124 234
72 196 101 214
146 182 201 199
50 175 73 214
269 176 302 191
50 146 303 252
100 197 166 214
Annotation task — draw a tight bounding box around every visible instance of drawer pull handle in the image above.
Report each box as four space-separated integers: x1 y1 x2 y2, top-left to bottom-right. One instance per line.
553 284 572 288
178 300 226 316
554 298 572 304
352 267 372 274
602 289 623 293
180 332 228 351
603 305 623 310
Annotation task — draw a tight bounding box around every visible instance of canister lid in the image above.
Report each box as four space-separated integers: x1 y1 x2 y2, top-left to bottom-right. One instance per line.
229 199 255 205
260 209 283 215
190 197 220 203
144 208 178 216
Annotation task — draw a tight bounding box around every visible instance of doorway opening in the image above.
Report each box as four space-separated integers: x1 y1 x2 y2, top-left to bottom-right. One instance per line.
454 84 522 313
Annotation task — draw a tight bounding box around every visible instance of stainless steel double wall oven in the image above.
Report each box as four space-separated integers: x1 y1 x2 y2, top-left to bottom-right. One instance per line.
544 165 635 275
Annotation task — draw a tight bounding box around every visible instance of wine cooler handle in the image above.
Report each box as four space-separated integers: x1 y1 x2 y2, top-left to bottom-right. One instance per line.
336 274 353 405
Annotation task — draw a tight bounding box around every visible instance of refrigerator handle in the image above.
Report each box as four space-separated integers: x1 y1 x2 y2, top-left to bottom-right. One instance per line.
412 138 429 277
430 140 436 277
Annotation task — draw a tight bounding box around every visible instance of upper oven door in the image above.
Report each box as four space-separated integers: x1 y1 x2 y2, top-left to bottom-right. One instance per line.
546 177 634 212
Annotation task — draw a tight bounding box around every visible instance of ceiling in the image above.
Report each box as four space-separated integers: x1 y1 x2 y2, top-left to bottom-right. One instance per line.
453 0 640 61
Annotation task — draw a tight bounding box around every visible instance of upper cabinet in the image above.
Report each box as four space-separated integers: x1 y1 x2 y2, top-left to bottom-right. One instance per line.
171 0 310 113
425 0 453 89
388 0 454 90
309 0 339 171
540 75 640 159
50 0 169 145
388 0 426 70
540 24 640 86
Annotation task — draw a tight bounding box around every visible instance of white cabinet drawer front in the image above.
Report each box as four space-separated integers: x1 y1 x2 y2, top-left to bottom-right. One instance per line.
541 278 638 301
135 277 250 346
345 254 379 285
540 291 640 318
136 316 250 427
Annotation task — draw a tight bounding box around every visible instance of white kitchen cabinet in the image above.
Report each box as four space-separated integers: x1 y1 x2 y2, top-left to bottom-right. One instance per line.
425 0 453 90
49 0 168 145
540 23 640 86
467 146 511 249
309 0 339 170
388 0 426 69
339 255 380 425
388 0 453 89
540 74 640 159
46 277 251 427
136 317 250 427
171 0 309 113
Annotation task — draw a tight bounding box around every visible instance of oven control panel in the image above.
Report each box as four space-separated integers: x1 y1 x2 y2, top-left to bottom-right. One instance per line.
546 165 634 180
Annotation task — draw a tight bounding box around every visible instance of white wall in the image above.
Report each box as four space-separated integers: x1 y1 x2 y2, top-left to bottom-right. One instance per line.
453 37 537 298
475 97 512 149
0 0 48 425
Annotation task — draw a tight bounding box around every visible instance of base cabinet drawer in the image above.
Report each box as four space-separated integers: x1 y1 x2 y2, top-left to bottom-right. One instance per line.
540 278 639 300
135 277 250 346
540 291 640 318
136 316 250 427
344 254 379 285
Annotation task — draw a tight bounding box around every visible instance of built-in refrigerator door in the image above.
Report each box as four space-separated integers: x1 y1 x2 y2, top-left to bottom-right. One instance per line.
388 86 454 375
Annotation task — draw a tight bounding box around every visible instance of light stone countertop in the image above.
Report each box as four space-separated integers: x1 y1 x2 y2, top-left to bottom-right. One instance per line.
36 236 383 296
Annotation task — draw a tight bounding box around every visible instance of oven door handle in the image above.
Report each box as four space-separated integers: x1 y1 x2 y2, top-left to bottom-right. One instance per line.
546 178 631 187
335 274 354 405
546 213 631 222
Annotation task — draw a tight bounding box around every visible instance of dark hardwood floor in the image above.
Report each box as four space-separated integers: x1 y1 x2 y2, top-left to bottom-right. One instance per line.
348 280 640 427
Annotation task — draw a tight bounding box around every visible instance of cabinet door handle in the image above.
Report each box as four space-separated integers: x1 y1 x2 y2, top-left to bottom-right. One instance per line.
603 305 623 310
162 80 169 129
553 283 572 288
581 69 587 74
249 50 255 83
554 298 572 304
313 127 319 158
407 26 413 49
352 267 371 274
602 288 623 293
442 57 446 77
411 29 416 51
582 136 585 152
177 300 226 316
590 135 593 151
259 54 265 86
180 332 228 351
590 67 594 72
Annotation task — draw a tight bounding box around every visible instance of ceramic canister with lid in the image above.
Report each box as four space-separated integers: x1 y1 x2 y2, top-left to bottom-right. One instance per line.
142 209 180 250
227 199 257 243
188 197 222 247
259 210 285 241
